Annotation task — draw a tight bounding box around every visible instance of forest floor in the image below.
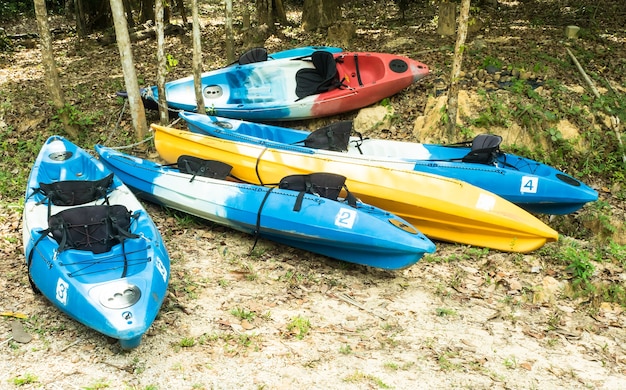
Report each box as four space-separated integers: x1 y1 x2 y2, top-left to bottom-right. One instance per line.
1 1 626 389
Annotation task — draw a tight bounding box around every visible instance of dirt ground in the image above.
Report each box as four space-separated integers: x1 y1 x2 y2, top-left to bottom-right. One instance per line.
1 1 626 389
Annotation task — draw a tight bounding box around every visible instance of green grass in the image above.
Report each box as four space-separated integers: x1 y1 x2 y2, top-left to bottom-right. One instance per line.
286 315 311 340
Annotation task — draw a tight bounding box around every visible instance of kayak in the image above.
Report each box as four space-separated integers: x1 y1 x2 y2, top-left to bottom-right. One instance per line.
150 123 560 253
142 50 429 121
95 144 436 270
119 46 344 110
179 112 598 215
22 136 170 349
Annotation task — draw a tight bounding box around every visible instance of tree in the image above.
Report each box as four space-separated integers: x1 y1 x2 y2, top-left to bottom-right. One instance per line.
110 0 149 140
446 0 471 139
191 0 205 113
301 0 341 31
139 0 155 24
155 0 169 124
33 0 79 138
438 0 456 36
225 0 234 63
256 0 288 29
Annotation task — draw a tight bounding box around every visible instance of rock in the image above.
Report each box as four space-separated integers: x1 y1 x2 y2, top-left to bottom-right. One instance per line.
565 25 580 39
532 276 563 304
353 105 394 133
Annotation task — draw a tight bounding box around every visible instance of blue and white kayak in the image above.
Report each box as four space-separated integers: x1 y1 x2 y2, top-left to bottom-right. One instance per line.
95 144 436 270
142 50 429 121
179 112 598 215
22 136 170 349
118 46 344 110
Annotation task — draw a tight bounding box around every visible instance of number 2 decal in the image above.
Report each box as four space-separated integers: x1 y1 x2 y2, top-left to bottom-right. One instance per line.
520 176 539 193
335 207 357 229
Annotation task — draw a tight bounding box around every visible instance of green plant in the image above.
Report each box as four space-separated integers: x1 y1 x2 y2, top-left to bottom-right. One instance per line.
559 241 596 290
469 91 511 128
52 103 100 130
481 56 503 70
436 307 457 317
166 54 179 71
83 379 110 389
437 351 461 371
339 344 352 355
286 315 310 340
11 373 38 386
179 337 195 347
546 127 563 142
503 356 518 369
231 307 255 321
343 370 391 388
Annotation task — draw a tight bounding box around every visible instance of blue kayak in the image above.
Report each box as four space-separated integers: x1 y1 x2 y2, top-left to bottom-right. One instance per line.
125 46 343 111
22 136 170 349
179 112 598 215
94 144 436 270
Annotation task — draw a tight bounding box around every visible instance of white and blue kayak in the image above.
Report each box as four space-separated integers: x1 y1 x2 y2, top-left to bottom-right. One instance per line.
179 112 598 215
22 136 170 349
141 50 429 121
95 144 436 270
119 46 344 110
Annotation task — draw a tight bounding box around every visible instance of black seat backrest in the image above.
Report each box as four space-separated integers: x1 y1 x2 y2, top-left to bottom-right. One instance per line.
38 173 114 206
278 172 357 211
295 51 340 99
238 47 268 65
177 155 233 182
303 121 352 152
462 134 502 164
48 204 137 254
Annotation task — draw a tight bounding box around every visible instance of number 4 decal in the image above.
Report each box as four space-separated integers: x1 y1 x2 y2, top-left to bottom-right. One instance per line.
520 176 539 193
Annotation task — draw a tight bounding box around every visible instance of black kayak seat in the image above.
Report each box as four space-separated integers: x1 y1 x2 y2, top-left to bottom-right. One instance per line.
462 134 502 164
238 47 268 65
295 51 341 99
302 121 352 152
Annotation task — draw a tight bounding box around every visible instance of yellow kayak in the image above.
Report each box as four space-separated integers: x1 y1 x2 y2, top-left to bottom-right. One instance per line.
151 124 559 253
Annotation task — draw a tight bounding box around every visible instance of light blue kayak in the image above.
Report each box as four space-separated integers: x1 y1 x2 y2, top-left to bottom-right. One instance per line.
22 136 170 349
179 112 598 215
131 46 343 111
95 145 436 270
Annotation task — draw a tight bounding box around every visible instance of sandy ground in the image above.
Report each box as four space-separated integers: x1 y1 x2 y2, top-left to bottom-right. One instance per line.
2 207 625 389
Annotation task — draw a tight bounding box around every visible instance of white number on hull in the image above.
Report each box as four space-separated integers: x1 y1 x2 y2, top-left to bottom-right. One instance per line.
335 207 357 229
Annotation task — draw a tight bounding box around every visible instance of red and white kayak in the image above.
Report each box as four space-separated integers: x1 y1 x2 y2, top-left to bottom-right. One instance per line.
143 50 429 121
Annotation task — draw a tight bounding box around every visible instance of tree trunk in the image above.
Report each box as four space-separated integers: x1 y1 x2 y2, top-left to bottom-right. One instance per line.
446 0 470 139
301 0 341 31
177 0 188 27
191 0 205 113
155 0 169 124
123 0 135 28
225 0 234 63
437 1 456 36
139 0 155 23
256 0 273 28
34 0 79 139
75 0 87 38
273 0 288 25
110 0 149 140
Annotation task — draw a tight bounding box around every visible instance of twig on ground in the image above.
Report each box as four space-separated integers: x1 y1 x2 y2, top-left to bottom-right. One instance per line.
331 293 388 321
59 338 82 352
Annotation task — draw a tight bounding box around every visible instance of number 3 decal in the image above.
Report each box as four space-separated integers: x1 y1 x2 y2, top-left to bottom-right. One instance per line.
520 176 539 193
335 207 357 229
